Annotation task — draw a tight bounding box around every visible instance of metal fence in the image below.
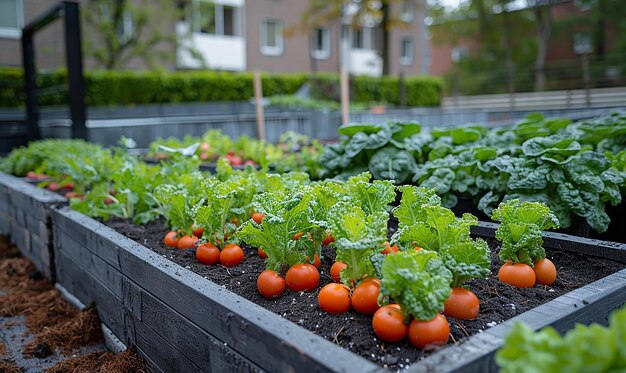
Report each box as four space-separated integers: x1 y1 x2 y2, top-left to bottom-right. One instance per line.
1 102 625 151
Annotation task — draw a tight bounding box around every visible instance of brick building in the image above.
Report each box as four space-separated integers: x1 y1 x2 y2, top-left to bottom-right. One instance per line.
0 0 430 77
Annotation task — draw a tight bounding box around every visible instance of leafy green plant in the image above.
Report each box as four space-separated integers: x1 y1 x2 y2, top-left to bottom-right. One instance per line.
328 202 388 286
319 121 422 183
496 306 626 373
379 250 452 321
491 199 559 266
236 187 323 273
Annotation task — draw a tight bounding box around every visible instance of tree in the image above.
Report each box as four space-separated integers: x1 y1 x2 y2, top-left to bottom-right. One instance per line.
528 0 555 91
429 0 535 95
299 0 413 75
82 0 184 70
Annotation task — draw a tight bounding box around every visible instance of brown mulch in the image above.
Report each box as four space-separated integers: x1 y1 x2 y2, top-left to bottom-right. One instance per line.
0 235 146 371
46 349 146 373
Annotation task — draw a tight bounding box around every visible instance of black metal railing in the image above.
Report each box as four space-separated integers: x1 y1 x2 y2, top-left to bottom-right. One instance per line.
21 1 86 141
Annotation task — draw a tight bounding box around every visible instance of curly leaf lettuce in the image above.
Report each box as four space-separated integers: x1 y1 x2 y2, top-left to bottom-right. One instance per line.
496 306 626 373
392 185 441 227
328 202 388 285
236 189 322 272
380 250 452 321
440 239 491 288
491 199 559 266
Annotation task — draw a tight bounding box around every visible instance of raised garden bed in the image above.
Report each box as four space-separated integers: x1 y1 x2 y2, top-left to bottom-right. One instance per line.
0 173 67 280
49 206 626 373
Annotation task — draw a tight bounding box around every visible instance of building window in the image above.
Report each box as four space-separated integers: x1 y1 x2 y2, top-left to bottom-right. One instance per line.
400 38 413 65
451 46 468 62
311 27 330 60
117 11 134 43
351 27 373 49
101 3 134 43
192 1 240 37
0 0 23 39
261 19 283 56
400 0 415 22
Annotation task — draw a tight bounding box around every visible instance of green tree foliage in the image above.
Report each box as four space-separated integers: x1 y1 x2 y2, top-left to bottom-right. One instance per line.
82 0 188 70
299 0 414 75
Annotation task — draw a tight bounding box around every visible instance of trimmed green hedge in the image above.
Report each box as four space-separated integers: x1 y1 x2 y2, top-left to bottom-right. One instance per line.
0 67 443 107
310 73 444 107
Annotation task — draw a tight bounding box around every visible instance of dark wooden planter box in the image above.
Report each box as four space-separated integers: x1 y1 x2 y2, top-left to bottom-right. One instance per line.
0 172 67 279
411 222 626 373
48 205 626 373
50 207 378 373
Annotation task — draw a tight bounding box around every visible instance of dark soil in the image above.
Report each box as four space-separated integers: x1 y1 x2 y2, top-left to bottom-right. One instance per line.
0 236 147 372
105 218 626 370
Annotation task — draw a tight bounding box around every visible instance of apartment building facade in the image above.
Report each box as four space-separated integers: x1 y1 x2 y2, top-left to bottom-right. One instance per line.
0 0 429 77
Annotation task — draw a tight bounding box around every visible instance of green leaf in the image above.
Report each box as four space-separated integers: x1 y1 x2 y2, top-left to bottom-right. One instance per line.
380 250 452 321
418 168 455 194
345 132 369 157
337 123 381 137
392 185 441 227
492 199 559 265
368 147 416 184
440 239 491 288
329 202 388 285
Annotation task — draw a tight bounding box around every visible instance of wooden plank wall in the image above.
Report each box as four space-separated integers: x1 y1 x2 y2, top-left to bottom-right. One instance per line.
51 207 379 373
0 172 67 279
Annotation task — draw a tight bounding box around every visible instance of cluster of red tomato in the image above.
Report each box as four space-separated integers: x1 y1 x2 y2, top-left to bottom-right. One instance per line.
163 226 245 267
320 243 454 349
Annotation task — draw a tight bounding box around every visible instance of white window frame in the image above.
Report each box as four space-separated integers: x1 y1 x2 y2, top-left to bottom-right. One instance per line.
351 26 373 50
311 27 330 60
451 46 468 62
191 1 240 37
260 18 284 56
0 0 24 39
400 38 413 66
118 11 134 43
400 0 415 22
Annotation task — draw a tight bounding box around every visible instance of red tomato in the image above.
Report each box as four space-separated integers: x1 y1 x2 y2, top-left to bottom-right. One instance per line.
252 212 265 224
64 191 82 199
177 235 199 250
318 283 351 314
229 156 243 166
163 231 179 248
408 314 450 349
498 261 536 288
305 253 322 269
330 261 347 283
220 244 244 267
285 264 319 292
534 258 557 285
200 152 209 161
257 247 268 259
47 182 61 191
382 242 399 254
292 232 304 240
192 226 204 238
372 304 407 343
352 278 381 315
257 270 286 299
322 230 335 245
443 288 479 320
244 160 256 166
104 197 115 205
196 243 220 265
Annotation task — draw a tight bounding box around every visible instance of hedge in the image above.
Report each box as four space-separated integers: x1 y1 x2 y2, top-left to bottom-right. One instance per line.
0 67 443 108
309 73 444 107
